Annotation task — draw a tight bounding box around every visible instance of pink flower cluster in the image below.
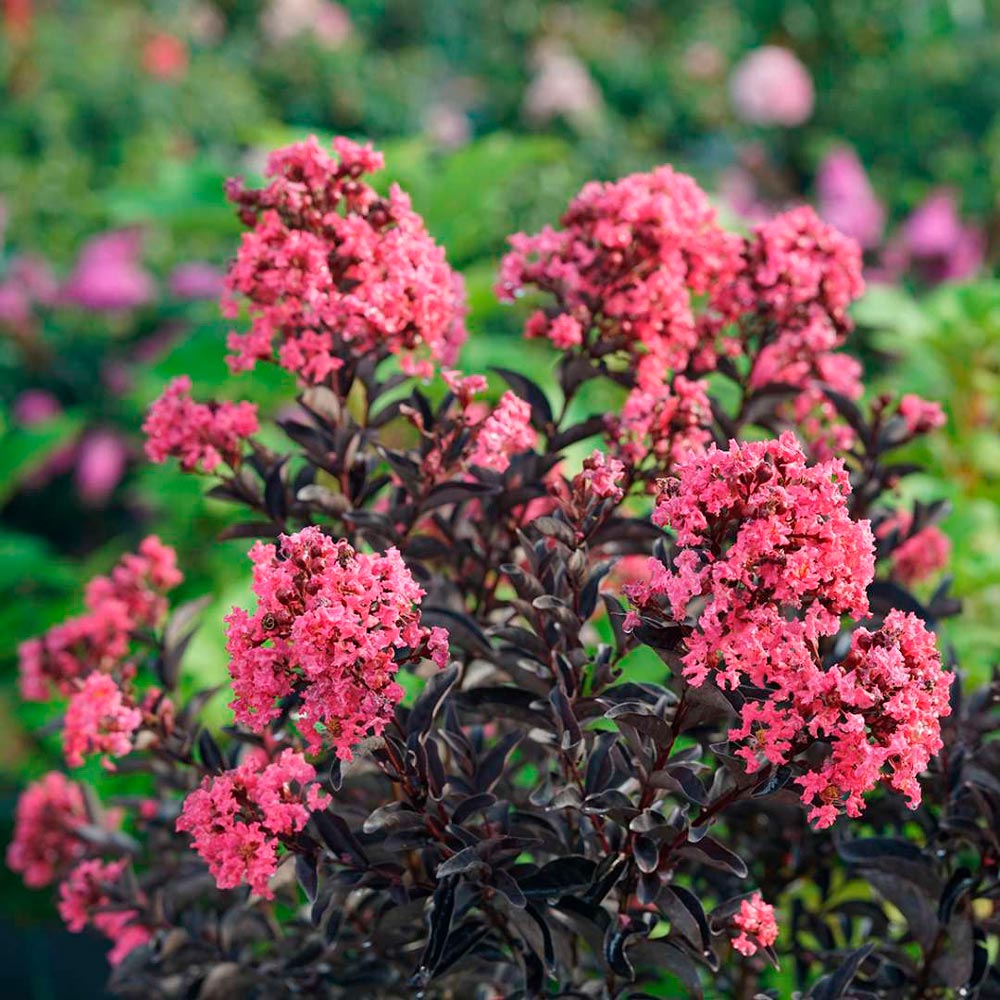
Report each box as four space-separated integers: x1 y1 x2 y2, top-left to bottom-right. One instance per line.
878 511 951 586
730 892 779 957
574 450 626 504
794 611 952 828
176 749 329 897
898 394 946 436
223 136 466 383
63 672 144 768
497 165 743 373
468 390 537 473
6 772 87 888
627 433 952 826
607 365 713 473
19 536 182 701
143 375 259 473
736 207 866 456
58 858 151 965
225 526 448 759
627 432 874 687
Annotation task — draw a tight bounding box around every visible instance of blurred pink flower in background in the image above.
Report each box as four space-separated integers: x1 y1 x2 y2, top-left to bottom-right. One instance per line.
729 46 814 127
524 41 603 127
683 41 725 80
141 33 189 81
875 189 985 285
424 103 472 150
61 230 155 312
261 0 351 48
168 261 225 300
13 389 61 425
816 146 885 249
75 430 128 505
0 254 57 331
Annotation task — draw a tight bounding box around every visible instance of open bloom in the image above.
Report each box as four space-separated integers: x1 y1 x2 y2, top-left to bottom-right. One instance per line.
176 749 329 897
223 136 466 383
498 165 744 373
731 893 779 956
19 536 181 701
225 526 445 758
58 859 151 966
468 391 537 473
877 510 951 585
143 375 258 473
63 673 143 769
6 773 87 888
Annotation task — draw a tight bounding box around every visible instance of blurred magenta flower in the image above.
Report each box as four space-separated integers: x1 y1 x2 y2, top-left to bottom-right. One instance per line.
168 262 224 300
876 189 986 285
0 253 56 331
816 147 885 250
728 46 814 127
904 191 965 258
261 0 351 48
13 389 62 426
61 230 155 312
141 33 189 81
75 430 128 506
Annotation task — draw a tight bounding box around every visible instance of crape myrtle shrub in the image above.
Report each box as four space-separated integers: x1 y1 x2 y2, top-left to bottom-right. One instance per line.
8 138 997 999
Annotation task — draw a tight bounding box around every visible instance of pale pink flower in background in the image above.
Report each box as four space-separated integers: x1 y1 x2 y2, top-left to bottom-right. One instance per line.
816 146 885 249
261 0 352 48
728 46 814 127
186 2 225 45
75 429 128 505
425 103 472 150
62 230 155 312
523 41 603 127
683 41 725 80
899 190 985 283
168 261 225 300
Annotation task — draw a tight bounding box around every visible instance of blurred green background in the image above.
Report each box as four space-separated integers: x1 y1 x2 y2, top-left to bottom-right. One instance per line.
0 1 997 995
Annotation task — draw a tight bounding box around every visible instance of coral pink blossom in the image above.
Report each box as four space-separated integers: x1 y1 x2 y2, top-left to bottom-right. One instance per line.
623 434 951 826
877 511 951 586
6 773 87 888
223 136 466 383
141 33 188 80
19 536 181 701
58 859 151 965
728 46 814 127
498 165 744 372
468 391 537 473
63 673 143 769
626 432 874 686
795 611 952 828
608 371 713 472
574 450 626 503
143 375 259 473
897 394 946 435
225 527 443 758
731 893 779 956
176 749 329 897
